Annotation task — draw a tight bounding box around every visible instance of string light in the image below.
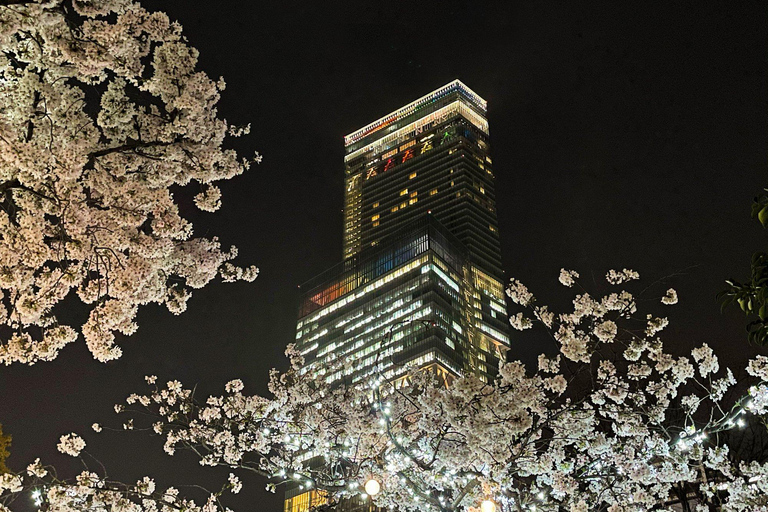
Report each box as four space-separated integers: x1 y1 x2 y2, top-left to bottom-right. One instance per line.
270 320 768 512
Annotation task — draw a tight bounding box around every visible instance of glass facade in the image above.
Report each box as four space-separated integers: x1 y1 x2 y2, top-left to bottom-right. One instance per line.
285 80 510 512
296 216 508 385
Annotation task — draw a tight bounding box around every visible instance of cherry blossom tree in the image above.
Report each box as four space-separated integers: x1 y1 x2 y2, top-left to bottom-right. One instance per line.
0 0 259 365
4 269 766 512
1 441 241 512
3 3 765 512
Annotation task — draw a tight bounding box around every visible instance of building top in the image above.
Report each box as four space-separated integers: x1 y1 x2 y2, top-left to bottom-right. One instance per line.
343 80 487 148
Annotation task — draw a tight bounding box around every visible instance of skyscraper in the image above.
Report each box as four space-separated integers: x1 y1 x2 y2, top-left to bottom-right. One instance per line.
284 80 510 512
342 80 503 279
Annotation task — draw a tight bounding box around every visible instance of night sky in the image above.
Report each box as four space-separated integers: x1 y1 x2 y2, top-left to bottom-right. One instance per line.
1 2 766 511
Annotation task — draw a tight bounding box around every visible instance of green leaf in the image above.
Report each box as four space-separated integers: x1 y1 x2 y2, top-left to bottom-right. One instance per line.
738 297 747 311
758 205 768 227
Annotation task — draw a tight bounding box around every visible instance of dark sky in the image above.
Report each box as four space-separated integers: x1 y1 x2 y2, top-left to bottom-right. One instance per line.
1 2 766 511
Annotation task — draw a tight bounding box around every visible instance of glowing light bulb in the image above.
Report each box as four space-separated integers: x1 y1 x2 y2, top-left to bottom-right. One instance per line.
481 499 496 512
364 478 381 496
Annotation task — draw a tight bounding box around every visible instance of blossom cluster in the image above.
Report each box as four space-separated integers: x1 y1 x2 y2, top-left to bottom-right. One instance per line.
4 271 768 512
1 462 233 512
2 428 240 512
71 270 767 512
0 0 258 365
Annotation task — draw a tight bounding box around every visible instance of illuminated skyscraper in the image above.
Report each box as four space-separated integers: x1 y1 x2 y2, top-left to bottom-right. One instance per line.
284 81 510 512
342 81 503 278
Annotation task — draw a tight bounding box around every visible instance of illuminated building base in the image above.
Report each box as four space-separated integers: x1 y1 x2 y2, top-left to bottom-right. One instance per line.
284 489 378 512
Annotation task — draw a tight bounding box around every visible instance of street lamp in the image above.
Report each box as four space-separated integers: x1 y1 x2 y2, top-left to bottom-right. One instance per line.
480 499 496 512
364 478 381 496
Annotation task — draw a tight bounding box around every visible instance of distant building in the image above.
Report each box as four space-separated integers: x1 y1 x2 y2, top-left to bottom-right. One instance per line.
284 80 510 512
342 80 504 279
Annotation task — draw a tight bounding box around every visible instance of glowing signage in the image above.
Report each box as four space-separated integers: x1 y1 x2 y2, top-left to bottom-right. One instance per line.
364 131 451 181
346 173 360 191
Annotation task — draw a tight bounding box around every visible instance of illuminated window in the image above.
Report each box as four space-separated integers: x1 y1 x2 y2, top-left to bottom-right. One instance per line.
373 221 379 227
284 490 327 512
371 214 379 221
400 202 407 209
391 206 399 213
409 198 418 205
479 187 485 194
489 224 497 233
409 172 417 179
430 188 438 196
382 148 397 159
373 202 379 208
450 181 455 187
400 189 408 196
410 191 418 198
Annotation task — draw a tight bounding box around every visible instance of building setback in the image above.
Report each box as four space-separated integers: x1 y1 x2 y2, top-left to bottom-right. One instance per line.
285 80 511 512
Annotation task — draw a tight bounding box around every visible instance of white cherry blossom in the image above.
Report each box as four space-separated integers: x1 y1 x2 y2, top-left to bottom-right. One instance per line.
0 0 259 365
56 433 85 457
55 270 764 512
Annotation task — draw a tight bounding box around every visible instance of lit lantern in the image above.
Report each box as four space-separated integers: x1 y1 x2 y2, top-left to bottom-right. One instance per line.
480 499 496 512
364 478 381 496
